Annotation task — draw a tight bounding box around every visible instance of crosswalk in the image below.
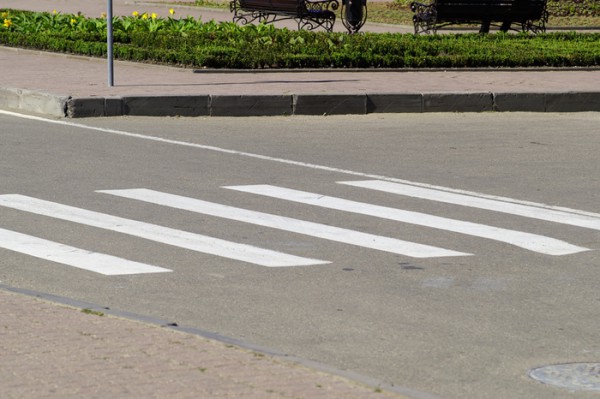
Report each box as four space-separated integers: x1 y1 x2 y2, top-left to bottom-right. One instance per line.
0 228 172 276
0 194 329 271
98 188 468 258
223 185 587 256
1 180 597 276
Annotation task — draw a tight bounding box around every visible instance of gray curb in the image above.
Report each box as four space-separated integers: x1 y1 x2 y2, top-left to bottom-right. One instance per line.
0 87 69 117
2 88 600 117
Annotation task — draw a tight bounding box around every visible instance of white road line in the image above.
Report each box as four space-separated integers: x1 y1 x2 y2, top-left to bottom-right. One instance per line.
224 185 589 256
0 228 172 276
339 180 600 231
4 109 596 224
98 188 471 259
0 195 329 267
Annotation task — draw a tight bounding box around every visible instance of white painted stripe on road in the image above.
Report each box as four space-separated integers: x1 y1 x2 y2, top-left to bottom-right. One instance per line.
0 228 172 275
225 185 589 256
5 109 596 226
0 195 329 267
339 180 600 232
99 189 471 258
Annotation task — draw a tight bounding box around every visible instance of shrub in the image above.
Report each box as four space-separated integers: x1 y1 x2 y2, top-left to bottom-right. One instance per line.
1 9 599 69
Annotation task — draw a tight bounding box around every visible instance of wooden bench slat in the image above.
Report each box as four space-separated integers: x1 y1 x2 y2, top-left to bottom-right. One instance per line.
239 0 300 13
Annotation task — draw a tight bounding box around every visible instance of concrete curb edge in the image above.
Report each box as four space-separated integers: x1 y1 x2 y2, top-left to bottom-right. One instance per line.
0 87 70 117
2 88 600 117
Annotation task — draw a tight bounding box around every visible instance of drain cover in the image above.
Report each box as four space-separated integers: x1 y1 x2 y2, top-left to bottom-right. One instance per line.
529 363 600 391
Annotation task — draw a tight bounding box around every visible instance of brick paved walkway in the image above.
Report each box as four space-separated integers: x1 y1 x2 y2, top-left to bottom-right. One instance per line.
1 289 408 399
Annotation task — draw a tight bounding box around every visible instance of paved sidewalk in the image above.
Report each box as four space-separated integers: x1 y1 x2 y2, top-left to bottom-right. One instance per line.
2 45 598 117
1 286 413 399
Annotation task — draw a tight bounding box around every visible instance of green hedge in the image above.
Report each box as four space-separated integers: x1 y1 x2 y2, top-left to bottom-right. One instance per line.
1 9 599 68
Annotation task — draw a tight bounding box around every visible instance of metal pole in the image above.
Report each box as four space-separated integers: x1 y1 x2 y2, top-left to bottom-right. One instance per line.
107 0 114 87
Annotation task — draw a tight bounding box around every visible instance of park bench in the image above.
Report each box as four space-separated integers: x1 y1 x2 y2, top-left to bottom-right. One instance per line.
410 0 548 34
230 0 367 33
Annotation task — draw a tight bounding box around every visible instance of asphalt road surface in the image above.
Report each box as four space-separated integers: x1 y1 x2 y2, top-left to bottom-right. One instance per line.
1 110 599 399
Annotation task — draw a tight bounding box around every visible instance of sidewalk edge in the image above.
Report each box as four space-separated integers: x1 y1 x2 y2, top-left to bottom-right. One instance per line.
2 88 600 117
0 283 442 399
0 86 69 117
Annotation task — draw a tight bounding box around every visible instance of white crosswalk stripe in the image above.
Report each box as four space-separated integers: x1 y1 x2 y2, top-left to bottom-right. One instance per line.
0 228 172 276
224 184 589 256
339 180 600 231
98 189 471 258
2 177 594 276
0 194 329 268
